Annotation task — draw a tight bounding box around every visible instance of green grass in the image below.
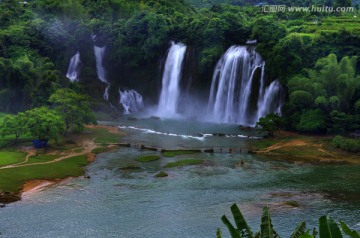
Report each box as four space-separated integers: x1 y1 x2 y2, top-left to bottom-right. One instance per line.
302 15 360 36
164 159 203 168
86 127 122 144
91 147 109 154
162 150 200 157
0 152 27 166
25 155 60 164
0 155 88 193
253 136 299 150
136 154 161 162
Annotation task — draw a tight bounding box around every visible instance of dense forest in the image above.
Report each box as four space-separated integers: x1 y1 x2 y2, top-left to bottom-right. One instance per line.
0 0 359 135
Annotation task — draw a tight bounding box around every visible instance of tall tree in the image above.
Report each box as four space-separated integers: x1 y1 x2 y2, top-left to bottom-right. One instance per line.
25 107 65 141
49 88 96 133
0 113 28 144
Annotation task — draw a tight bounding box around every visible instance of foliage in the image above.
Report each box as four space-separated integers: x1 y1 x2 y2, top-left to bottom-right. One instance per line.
290 221 306 238
0 113 28 144
285 54 360 133
340 221 360 238
185 0 341 8
221 203 253 238
49 88 96 133
332 136 360 152
328 110 360 135
24 106 65 141
217 203 360 238
296 109 326 133
0 53 60 112
0 0 360 136
256 114 284 137
251 17 286 61
319 215 343 238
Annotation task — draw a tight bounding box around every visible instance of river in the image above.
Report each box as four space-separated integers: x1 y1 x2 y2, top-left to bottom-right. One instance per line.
0 118 359 237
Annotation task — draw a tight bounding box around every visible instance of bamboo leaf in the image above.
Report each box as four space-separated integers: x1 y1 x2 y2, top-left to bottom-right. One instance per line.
230 203 254 238
260 206 279 238
319 215 343 238
299 235 314 238
291 221 307 238
216 228 223 238
340 221 360 238
221 215 241 238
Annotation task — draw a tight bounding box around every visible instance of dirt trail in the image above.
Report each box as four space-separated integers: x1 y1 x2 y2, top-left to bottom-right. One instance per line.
255 136 360 164
256 140 308 153
0 139 98 170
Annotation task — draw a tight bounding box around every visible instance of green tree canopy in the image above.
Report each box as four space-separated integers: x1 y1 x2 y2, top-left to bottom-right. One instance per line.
296 109 326 133
256 113 284 137
0 113 28 144
25 106 65 141
49 88 96 133
285 54 360 133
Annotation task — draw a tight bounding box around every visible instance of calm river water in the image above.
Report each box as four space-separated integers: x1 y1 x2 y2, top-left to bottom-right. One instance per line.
0 118 359 237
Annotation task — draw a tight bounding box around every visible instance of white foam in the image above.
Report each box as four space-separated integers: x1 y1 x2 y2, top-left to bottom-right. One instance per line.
118 126 205 140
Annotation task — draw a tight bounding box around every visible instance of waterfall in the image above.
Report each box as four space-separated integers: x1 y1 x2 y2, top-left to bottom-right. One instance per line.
66 52 81 82
104 84 110 101
94 46 107 83
157 41 187 117
119 89 144 114
208 46 282 126
93 43 110 100
256 80 283 120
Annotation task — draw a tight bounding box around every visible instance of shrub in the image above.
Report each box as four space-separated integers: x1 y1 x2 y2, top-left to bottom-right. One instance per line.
332 136 360 152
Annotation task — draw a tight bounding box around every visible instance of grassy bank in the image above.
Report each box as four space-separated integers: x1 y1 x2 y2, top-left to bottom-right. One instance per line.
0 155 87 193
0 115 123 203
253 131 360 164
0 152 26 166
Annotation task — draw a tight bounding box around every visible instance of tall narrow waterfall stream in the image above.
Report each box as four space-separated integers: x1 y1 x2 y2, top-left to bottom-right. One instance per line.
157 42 187 118
66 52 81 82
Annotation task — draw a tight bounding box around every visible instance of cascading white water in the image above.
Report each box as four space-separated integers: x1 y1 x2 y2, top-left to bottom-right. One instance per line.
93 44 110 100
157 42 187 117
66 52 81 82
94 46 107 83
119 89 144 114
208 46 282 126
104 84 110 101
256 80 283 120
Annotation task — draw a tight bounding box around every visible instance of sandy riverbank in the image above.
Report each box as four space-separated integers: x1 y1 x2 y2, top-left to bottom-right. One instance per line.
0 124 123 204
21 180 57 198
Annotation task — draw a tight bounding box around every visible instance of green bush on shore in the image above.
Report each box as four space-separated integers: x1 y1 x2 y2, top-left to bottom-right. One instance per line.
332 136 360 152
